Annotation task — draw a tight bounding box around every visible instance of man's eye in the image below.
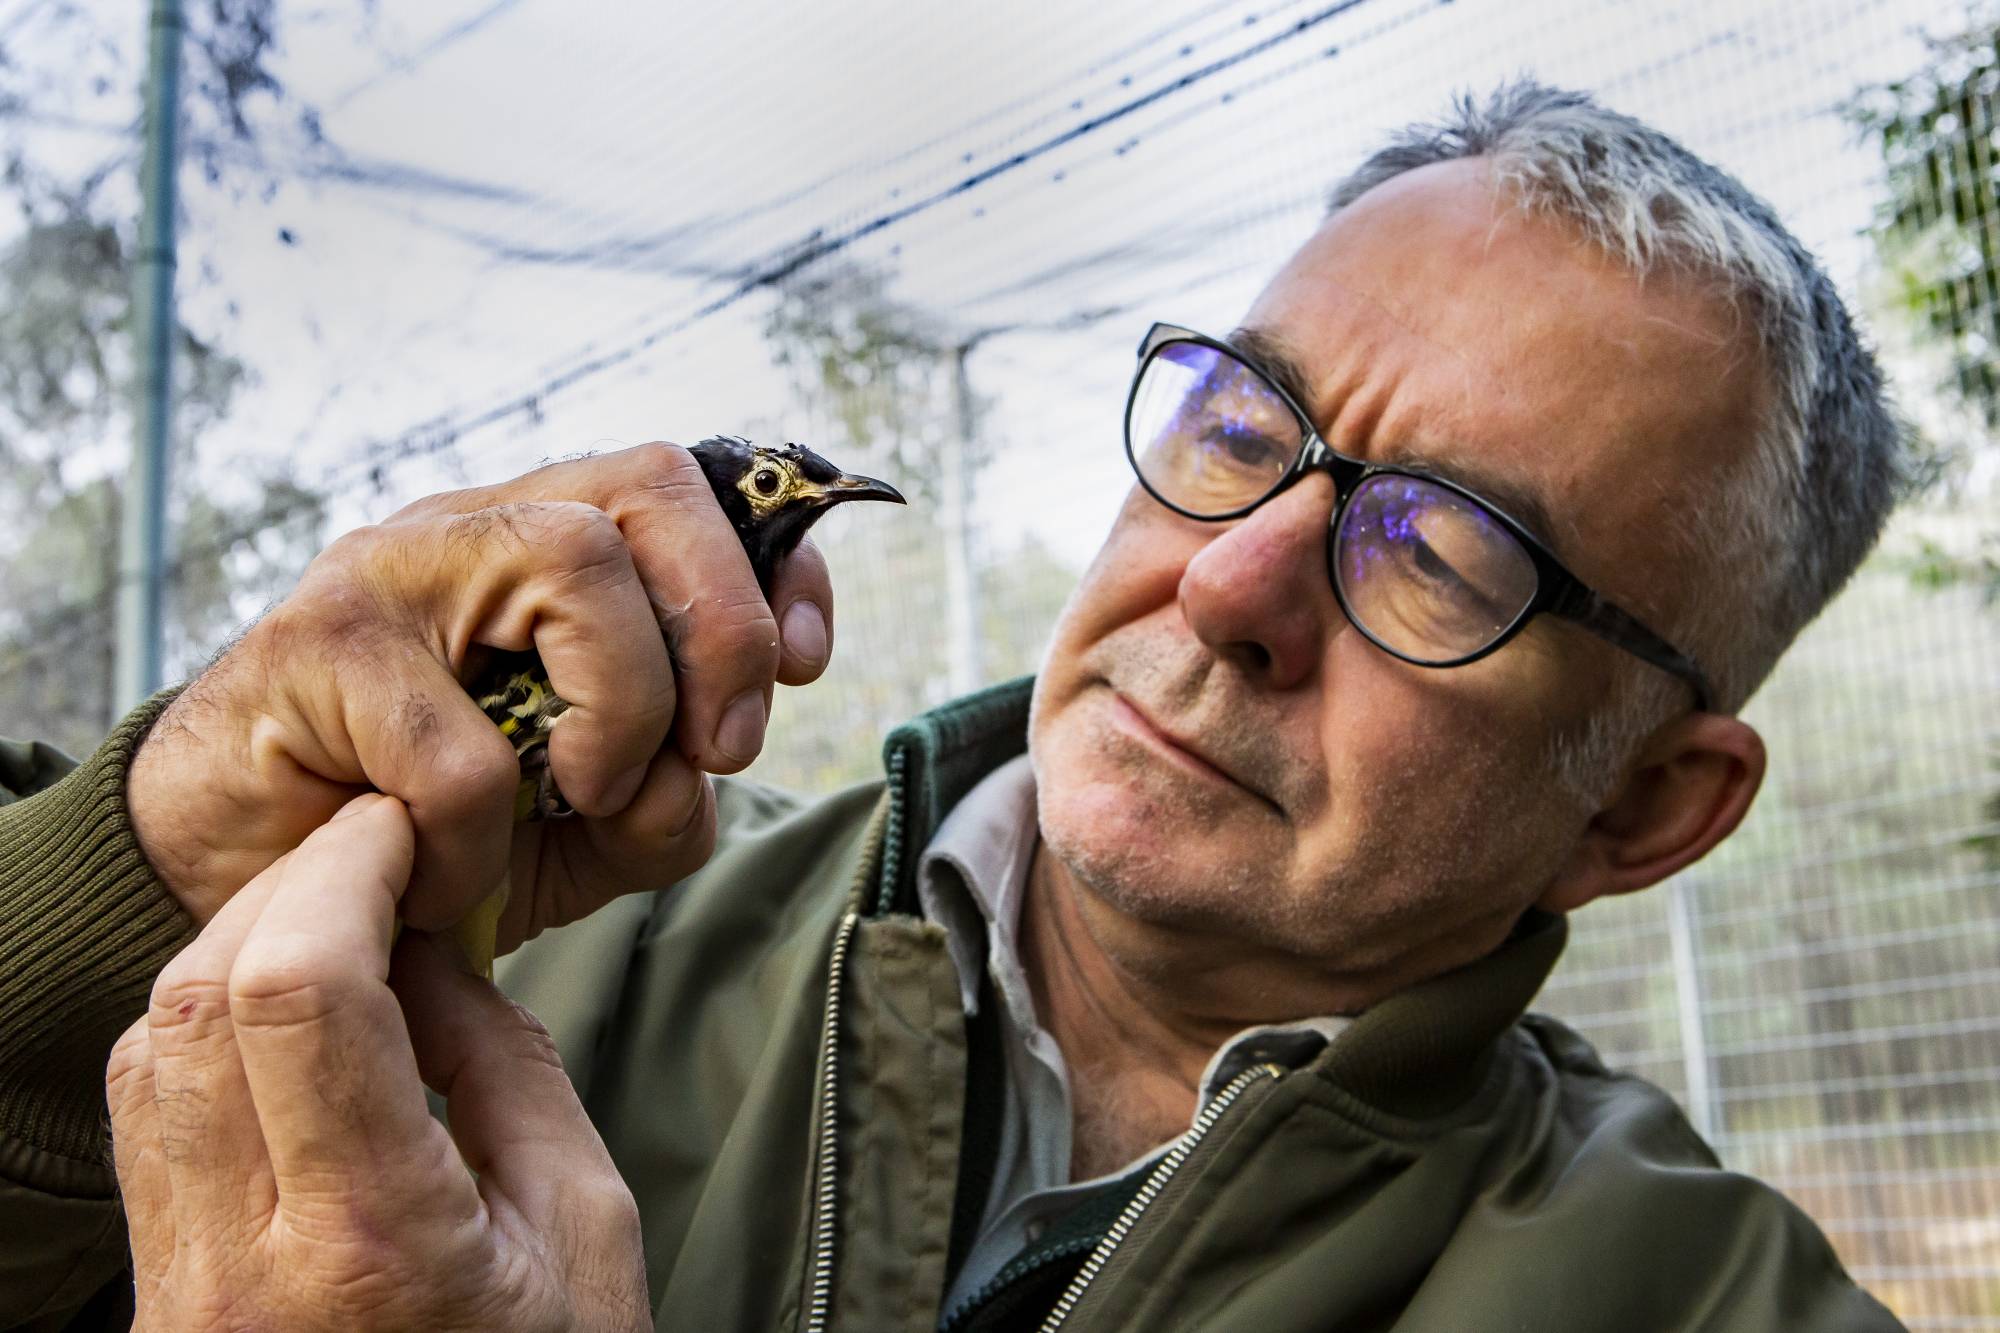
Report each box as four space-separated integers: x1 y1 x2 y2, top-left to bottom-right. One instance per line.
1410 538 1469 590
1201 425 1286 470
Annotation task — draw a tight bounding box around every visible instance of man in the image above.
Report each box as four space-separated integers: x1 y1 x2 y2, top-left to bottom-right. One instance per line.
0 83 1908 1330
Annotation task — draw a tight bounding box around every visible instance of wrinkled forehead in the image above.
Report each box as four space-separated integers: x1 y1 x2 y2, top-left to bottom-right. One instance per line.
1226 324 1565 551
1240 158 1767 596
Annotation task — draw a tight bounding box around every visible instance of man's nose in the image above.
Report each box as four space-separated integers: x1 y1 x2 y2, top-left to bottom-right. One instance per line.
1177 473 1343 688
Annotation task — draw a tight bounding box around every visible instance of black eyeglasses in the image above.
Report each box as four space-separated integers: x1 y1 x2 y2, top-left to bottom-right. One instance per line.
1124 323 1714 711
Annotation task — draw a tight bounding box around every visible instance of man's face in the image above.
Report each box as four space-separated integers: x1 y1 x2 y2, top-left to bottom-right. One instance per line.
1028 158 1765 1000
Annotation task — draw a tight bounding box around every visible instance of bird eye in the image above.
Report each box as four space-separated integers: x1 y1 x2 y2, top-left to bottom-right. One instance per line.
753 469 781 496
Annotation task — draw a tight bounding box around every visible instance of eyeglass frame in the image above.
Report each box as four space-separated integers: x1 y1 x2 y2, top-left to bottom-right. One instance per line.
1124 322 1716 713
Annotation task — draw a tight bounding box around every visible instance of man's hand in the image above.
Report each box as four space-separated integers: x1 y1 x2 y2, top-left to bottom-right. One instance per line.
127 441 836 948
107 794 651 1333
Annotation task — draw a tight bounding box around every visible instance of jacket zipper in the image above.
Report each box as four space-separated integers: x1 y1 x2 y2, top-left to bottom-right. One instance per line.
800 910 861 1333
1034 1062 1285 1333
803 745 907 1332
874 743 909 916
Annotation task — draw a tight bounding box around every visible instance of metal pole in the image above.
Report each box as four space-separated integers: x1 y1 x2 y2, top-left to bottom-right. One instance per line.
941 340 985 696
115 0 183 712
1666 874 1719 1143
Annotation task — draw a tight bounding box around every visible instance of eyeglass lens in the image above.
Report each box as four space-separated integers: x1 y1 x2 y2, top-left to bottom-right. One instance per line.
1128 338 1541 665
1128 340 1304 513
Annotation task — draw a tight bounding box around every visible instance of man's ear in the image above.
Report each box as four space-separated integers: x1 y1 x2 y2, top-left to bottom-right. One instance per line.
1537 712 1766 915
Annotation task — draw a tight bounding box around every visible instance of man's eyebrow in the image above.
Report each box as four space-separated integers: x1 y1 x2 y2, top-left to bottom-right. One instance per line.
1227 326 1320 419
1227 324 1567 557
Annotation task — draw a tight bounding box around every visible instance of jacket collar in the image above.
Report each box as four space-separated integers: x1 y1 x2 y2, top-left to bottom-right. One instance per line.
873 675 1038 917
1314 908 1566 1117
869 675 1568 1116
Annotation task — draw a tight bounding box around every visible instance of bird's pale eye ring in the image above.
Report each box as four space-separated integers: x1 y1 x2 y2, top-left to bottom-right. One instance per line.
753 469 781 496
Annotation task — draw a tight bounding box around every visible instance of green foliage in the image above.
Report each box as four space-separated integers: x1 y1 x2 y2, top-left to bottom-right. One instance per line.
0 211 325 756
0 216 240 480
979 534 1077 682
0 1 329 753
751 264 958 787
1897 533 2000 602
1848 7 2000 428
763 262 967 509
750 262 1079 792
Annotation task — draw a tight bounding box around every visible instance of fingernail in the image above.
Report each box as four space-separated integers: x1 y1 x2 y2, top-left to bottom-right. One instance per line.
333 793 381 822
782 600 829 670
715 690 769 765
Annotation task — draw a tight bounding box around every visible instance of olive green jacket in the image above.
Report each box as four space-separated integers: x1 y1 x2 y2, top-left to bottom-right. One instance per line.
1 680 1903 1331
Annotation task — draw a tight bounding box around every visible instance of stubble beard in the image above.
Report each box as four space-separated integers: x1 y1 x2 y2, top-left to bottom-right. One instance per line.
1030 623 1361 963
1031 623 1582 979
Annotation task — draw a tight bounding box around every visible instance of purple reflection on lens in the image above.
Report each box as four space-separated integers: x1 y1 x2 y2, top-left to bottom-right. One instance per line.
1379 481 1426 544
1332 472 1539 663
1131 339 1300 513
1162 343 1266 442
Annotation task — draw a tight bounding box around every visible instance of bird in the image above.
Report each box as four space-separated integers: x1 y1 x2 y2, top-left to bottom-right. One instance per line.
447 436 905 973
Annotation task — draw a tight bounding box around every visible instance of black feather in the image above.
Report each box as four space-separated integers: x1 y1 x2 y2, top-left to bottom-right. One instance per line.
689 434 881 593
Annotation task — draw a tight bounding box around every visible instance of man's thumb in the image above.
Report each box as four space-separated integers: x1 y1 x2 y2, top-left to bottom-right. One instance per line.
390 931 630 1227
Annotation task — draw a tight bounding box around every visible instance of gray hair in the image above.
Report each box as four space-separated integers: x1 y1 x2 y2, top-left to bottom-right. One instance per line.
1328 81 1908 799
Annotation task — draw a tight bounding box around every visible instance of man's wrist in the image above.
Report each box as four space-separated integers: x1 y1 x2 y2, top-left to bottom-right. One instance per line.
0 688 196 1176
126 684 227 923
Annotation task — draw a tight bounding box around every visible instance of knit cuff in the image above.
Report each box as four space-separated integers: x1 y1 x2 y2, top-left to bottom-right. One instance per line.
0 691 196 1188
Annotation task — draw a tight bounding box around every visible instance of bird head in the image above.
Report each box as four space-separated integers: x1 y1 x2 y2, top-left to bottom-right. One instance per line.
688 435 906 590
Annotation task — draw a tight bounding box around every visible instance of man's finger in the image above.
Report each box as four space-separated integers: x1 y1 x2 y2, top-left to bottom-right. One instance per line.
488 443 780 775
769 536 835 687
394 443 796 775
598 444 780 774
501 745 714 952
390 931 632 1239
339 654 519 931
226 796 474 1230
105 1017 175 1289
143 859 288 1246
415 442 777 772
428 500 679 816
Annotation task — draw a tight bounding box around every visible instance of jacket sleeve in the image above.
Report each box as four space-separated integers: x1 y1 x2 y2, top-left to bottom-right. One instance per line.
0 693 195 1331
1447 1017 1913 1333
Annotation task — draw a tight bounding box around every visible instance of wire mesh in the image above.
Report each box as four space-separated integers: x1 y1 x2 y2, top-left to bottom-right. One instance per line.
4 0 1997 1324
1541 566 2000 1325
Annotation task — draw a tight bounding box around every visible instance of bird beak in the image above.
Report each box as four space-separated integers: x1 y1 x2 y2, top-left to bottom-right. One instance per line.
812 472 906 507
